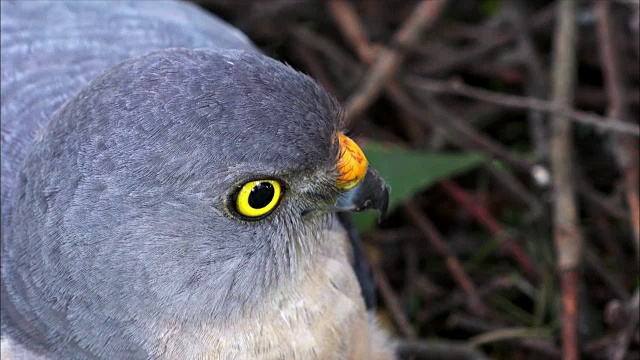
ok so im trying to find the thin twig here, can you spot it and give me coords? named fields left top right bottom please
left=387, top=86, right=544, bottom=213
left=577, top=175, right=628, bottom=220
left=327, top=0, right=375, bottom=63
left=419, top=277, right=515, bottom=324
left=448, top=313, right=562, bottom=359
left=440, top=180, right=539, bottom=283
left=292, top=27, right=364, bottom=82
left=468, top=327, right=551, bottom=347
left=484, top=164, right=544, bottom=219
left=504, top=0, right=549, bottom=159
left=404, top=200, right=488, bottom=317
left=417, top=3, right=556, bottom=75
left=344, top=0, right=448, bottom=123
left=583, top=244, right=629, bottom=302
left=370, top=261, right=416, bottom=338
left=405, top=77, right=640, bottom=136
left=595, top=0, right=640, bottom=259
left=550, top=2, right=582, bottom=359
left=327, top=2, right=428, bottom=144
left=327, top=3, right=545, bottom=221
left=422, top=96, right=534, bottom=173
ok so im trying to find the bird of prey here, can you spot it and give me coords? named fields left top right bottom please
left=1, top=1, right=394, bottom=359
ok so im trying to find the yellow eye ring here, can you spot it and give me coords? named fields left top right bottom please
left=235, top=180, right=282, bottom=218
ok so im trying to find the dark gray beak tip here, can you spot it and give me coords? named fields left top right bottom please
left=336, top=167, right=390, bottom=223
left=377, top=184, right=390, bottom=223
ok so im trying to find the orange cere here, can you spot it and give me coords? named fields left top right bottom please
left=336, top=133, right=368, bottom=190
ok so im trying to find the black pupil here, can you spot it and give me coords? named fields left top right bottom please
left=248, top=182, right=275, bottom=209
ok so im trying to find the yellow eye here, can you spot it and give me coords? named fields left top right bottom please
left=235, top=180, right=282, bottom=218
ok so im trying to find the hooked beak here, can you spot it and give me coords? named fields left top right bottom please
left=332, top=133, right=389, bottom=222
left=335, top=167, right=389, bottom=222
left=302, top=133, right=389, bottom=222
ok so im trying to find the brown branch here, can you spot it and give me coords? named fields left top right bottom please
left=327, top=0, right=375, bottom=63
left=422, top=96, right=534, bottom=173
left=449, top=313, right=562, bottom=359
left=405, top=77, right=640, bottom=136
left=468, top=327, right=551, bottom=347
left=595, top=0, right=640, bottom=259
left=440, top=180, right=539, bottom=283
left=370, top=261, right=416, bottom=338
left=503, top=0, right=549, bottom=158
left=577, top=175, right=628, bottom=221
left=418, top=277, right=515, bottom=324
left=291, top=27, right=364, bottom=80
left=550, top=2, right=582, bottom=360
left=327, top=2, right=546, bottom=221
left=583, top=244, right=629, bottom=302
left=386, top=86, right=544, bottom=213
left=327, top=2, right=428, bottom=144
left=485, top=165, right=544, bottom=219
left=343, top=0, right=448, bottom=123
left=404, top=200, right=488, bottom=317
left=403, top=237, right=419, bottom=308
left=416, top=2, right=556, bottom=76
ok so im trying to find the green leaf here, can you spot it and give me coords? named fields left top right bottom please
left=352, top=142, right=484, bottom=233
left=481, top=0, right=502, bottom=17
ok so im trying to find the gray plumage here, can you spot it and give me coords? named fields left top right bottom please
left=1, top=1, right=392, bottom=359
left=2, top=0, right=256, bottom=204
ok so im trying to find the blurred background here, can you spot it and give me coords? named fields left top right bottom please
left=190, top=0, right=639, bottom=359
